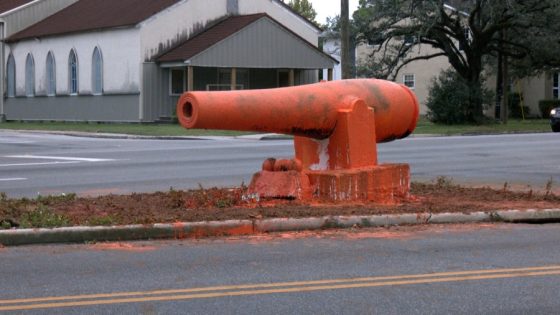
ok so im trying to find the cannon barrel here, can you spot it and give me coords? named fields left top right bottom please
left=177, top=79, right=419, bottom=142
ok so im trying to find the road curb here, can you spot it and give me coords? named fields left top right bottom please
left=1, top=209, right=559, bottom=246
left=0, top=129, right=289, bottom=141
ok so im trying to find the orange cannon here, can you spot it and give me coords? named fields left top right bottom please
left=177, top=79, right=419, bottom=202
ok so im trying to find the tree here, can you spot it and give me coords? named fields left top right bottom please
left=353, top=0, right=560, bottom=123
left=341, top=0, right=351, bottom=78
left=283, top=0, right=318, bottom=25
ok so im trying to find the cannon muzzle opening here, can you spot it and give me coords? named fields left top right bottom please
left=177, top=95, right=199, bottom=129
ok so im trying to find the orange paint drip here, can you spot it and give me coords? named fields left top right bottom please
left=173, top=222, right=187, bottom=240
left=187, top=224, right=254, bottom=238
left=177, top=79, right=419, bottom=204
left=89, top=242, right=157, bottom=252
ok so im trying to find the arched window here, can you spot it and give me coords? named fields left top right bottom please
left=6, top=54, right=15, bottom=97
left=25, top=54, right=35, bottom=97
left=46, top=52, right=56, bottom=96
left=68, top=49, right=78, bottom=95
left=92, top=47, right=103, bottom=95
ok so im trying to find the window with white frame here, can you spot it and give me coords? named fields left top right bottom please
left=403, top=74, right=415, bottom=89
left=25, top=54, right=35, bottom=97
left=207, top=68, right=242, bottom=91
left=7, top=54, right=15, bottom=97
left=170, top=68, right=186, bottom=95
left=46, top=52, right=56, bottom=96
left=68, top=49, right=78, bottom=95
left=92, top=47, right=103, bottom=95
left=554, top=72, right=559, bottom=99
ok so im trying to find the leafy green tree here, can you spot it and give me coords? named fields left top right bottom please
left=282, top=0, right=318, bottom=25
left=353, top=0, right=560, bottom=123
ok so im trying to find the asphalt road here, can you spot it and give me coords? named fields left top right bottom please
left=0, top=131, right=558, bottom=197
left=1, top=223, right=560, bottom=314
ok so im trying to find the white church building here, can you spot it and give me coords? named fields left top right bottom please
left=3, top=0, right=337, bottom=122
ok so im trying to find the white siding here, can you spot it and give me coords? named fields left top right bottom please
left=238, top=0, right=319, bottom=45
left=138, top=0, right=320, bottom=61
left=7, top=28, right=141, bottom=96
left=139, top=0, right=228, bottom=61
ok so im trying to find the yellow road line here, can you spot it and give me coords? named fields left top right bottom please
left=1, top=266, right=560, bottom=311
left=2, top=264, right=560, bottom=306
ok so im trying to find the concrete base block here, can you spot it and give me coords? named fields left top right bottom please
left=306, top=163, right=410, bottom=203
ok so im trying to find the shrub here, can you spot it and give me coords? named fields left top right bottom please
left=426, top=69, right=492, bottom=124
left=539, top=99, right=560, bottom=117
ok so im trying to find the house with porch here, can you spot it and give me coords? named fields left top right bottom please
left=322, top=2, right=559, bottom=117
left=3, top=0, right=337, bottom=122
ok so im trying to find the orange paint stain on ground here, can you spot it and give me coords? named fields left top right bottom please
left=341, top=231, right=415, bottom=240
left=215, top=223, right=507, bottom=245
left=88, top=242, right=157, bottom=252
left=187, top=223, right=254, bottom=239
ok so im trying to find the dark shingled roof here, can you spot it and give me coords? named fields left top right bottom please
left=7, top=0, right=181, bottom=42
left=0, top=0, right=33, bottom=14
left=157, top=14, right=267, bottom=63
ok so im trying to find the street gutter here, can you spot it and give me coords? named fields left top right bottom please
left=1, top=209, right=559, bottom=246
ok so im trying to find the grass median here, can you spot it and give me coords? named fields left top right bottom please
left=0, top=179, right=558, bottom=229
left=0, top=118, right=552, bottom=137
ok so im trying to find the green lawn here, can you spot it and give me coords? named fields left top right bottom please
left=0, top=121, right=254, bottom=137
left=413, top=118, right=552, bottom=135
left=0, top=118, right=552, bottom=137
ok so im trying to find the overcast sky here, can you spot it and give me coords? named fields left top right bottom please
left=309, top=0, right=360, bottom=25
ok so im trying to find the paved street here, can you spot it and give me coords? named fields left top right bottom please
left=0, top=131, right=559, bottom=197
left=1, top=223, right=560, bottom=314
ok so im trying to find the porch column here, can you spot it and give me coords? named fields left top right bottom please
left=328, top=68, right=333, bottom=81
left=289, top=69, right=295, bottom=86
left=231, top=68, right=237, bottom=90
left=187, top=66, right=194, bottom=91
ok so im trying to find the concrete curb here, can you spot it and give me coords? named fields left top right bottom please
left=1, top=209, right=559, bottom=246
left=0, top=129, right=288, bottom=141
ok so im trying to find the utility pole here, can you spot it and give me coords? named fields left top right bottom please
left=341, top=0, right=351, bottom=79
